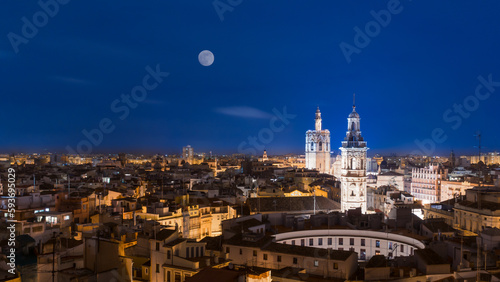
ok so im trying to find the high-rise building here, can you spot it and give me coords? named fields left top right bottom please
left=183, top=145, right=194, bottom=164
left=340, top=98, right=368, bottom=213
left=305, top=108, right=331, bottom=173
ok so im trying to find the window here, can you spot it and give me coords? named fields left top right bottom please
left=292, top=240, right=295, bottom=245
left=349, top=247, right=355, bottom=252
left=239, top=248, right=242, bottom=255
left=175, top=272, right=181, bottom=282
left=361, top=239, right=365, bottom=246
left=350, top=238, right=354, bottom=246
left=156, top=264, right=160, bottom=273
left=400, top=244, right=404, bottom=253
left=339, top=238, right=343, bottom=245
left=166, top=271, right=170, bottom=282
left=388, top=242, right=393, bottom=250
left=301, top=239, right=305, bottom=246
left=318, top=238, right=323, bottom=246
left=156, top=242, right=160, bottom=251
left=333, top=263, right=338, bottom=269
left=309, top=238, right=314, bottom=246
left=293, top=257, right=298, bottom=264
left=375, top=240, right=380, bottom=248
left=375, top=250, right=380, bottom=255
left=253, top=250, right=257, bottom=257
left=360, top=249, right=366, bottom=260
left=167, top=250, right=171, bottom=259
left=328, top=238, right=332, bottom=245
left=263, top=254, right=268, bottom=260
left=314, top=260, right=319, bottom=267
left=277, top=255, right=282, bottom=262
left=226, top=247, right=230, bottom=253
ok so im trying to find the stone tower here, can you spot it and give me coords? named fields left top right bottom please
left=305, top=107, right=331, bottom=174
left=340, top=96, right=368, bottom=213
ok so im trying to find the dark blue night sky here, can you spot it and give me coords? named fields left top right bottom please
left=1, top=0, right=499, bottom=156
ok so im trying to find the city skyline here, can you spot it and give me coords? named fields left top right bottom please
left=2, top=1, right=500, bottom=155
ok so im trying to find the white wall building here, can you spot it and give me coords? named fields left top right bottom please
left=275, top=229, right=425, bottom=262
left=411, top=164, right=448, bottom=204
left=340, top=100, right=368, bottom=213
left=305, top=107, right=331, bottom=174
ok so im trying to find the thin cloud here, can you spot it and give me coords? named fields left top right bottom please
left=51, top=76, right=93, bottom=85
left=215, top=106, right=273, bottom=119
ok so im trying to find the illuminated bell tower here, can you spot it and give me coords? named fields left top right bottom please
left=340, top=95, right=368, bottom=213
left=305, top=107, right=331, bottom=173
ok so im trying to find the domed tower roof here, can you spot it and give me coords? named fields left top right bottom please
left=348, top=108, right=359, bottom=118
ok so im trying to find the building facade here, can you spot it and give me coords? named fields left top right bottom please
left=340, top=101, right=368, bottom=213
left=305, top=108, right=331, bottom=174
left=411, top=164, right=448, bottom=205
left=275, top=229, right=425, bottom=262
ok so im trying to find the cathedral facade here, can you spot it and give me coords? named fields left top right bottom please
left=340, top=101, right=368, bottom=213
left=305, top=108, right=331, bottom=174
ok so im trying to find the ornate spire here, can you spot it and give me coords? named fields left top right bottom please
left=353, top=93, right=356, bottom=110
left=315, top=107, right=322, bottom=131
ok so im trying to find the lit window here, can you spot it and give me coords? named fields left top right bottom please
left=314, top=260, right=319, bottom=267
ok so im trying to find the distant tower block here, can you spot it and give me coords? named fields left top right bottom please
left=340, top=95, right=368, bottom=213
left=305, top=107, right=331, bottom=174
left=182, top=145, right=194, bottom=164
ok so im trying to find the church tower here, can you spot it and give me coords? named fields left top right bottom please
left=340, top=96, right=368, bottom=213
left=305, top=107, right=331, bottom=173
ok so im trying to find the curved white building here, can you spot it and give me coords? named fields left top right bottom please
left=274, top=229, right=425, bottom=262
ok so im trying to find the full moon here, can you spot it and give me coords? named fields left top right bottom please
left=198, top=50, right=214, bottom=66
